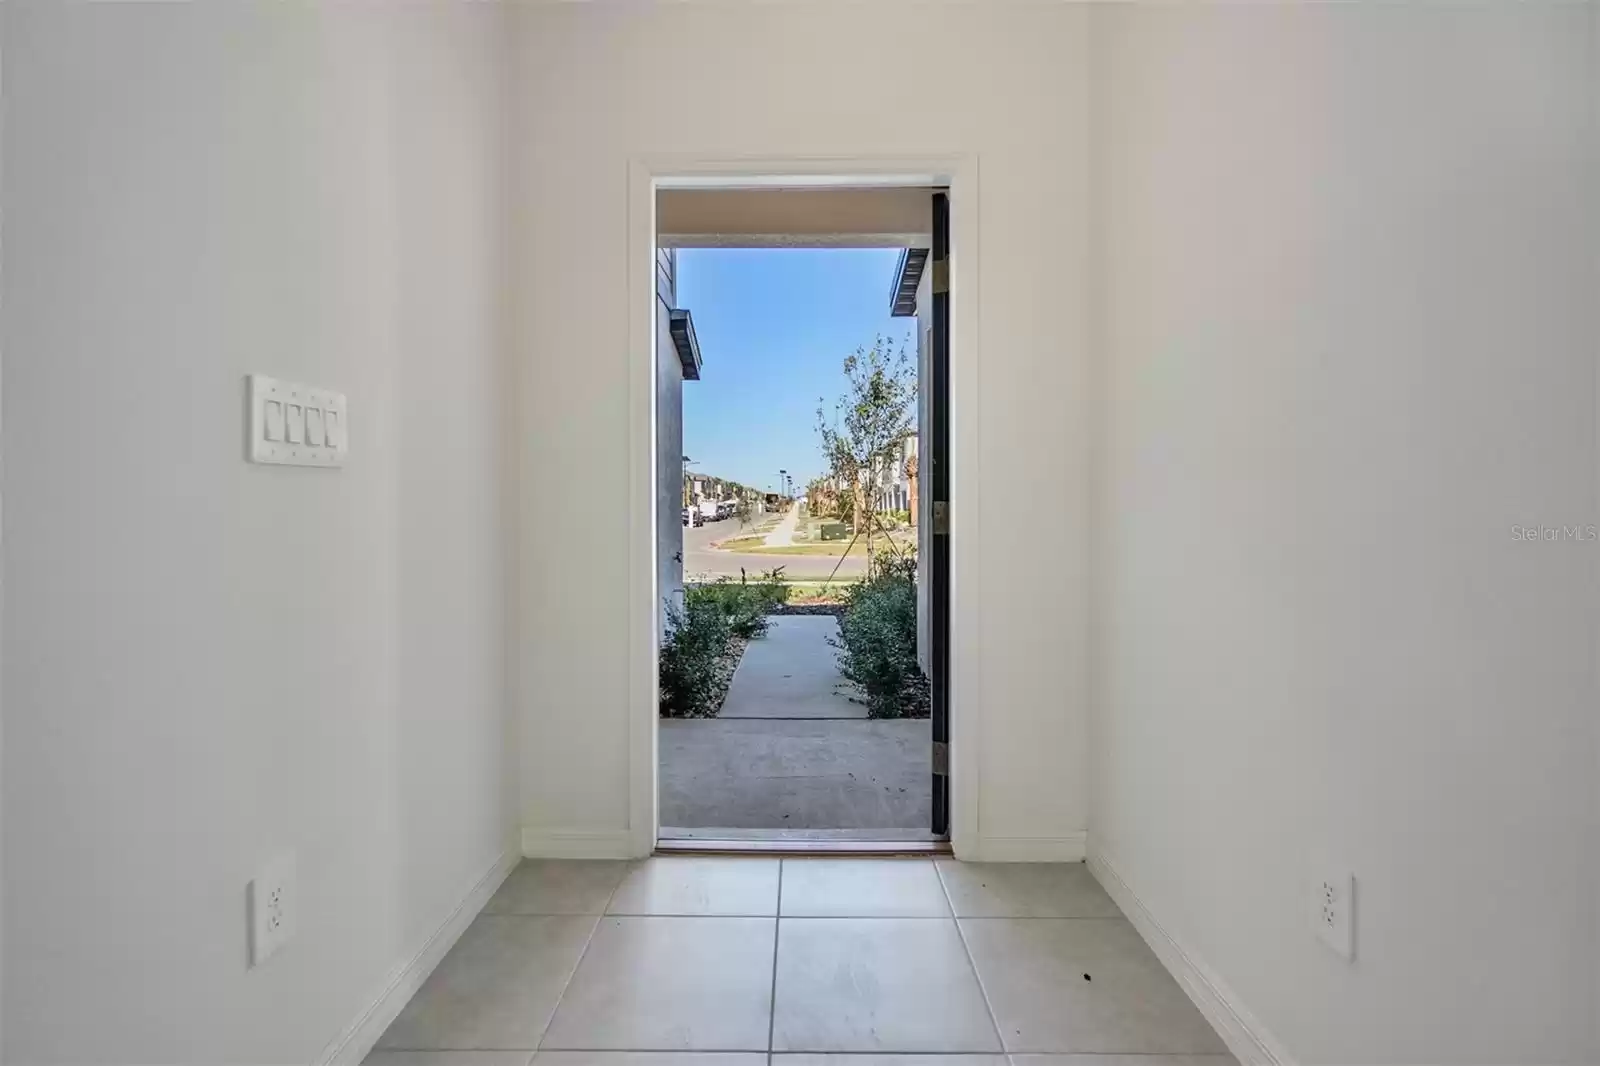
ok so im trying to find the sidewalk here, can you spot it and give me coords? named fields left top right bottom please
left=720, top=616, right=864, bottom=719
left=761, top=500, right=802, bottom=547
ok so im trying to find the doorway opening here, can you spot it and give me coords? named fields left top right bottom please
left=647, top=184, right=953, bottom=850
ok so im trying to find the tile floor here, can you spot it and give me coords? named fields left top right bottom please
left=366, top=856, right=1233, bottom=1066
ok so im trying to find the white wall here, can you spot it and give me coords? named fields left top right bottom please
left=511, top=2, right=1091, bottom=854
left=1, top=3, right=513, bottom=1063
left=1089, top=4, right=1597, bottom=1063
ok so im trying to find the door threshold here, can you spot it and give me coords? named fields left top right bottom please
left=657, top=826, right=949, bottom=856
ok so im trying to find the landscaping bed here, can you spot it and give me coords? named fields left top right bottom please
left=660, top=570, right=786, bottom=718
left=714, top=534, right=767, bottom=551
left=695, top=634, right=748, bottom=718
left=660, top=557, right=929, bottom=720
left=771, top=602, right=846, bottom=617
left=829, top=552, right=930, bottom=719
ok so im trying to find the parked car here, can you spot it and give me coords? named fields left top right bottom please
left=682, top=507, right=703, bottom=528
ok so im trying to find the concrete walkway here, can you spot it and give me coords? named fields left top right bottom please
left=761, top=500, right=802, bottom=547
left=720, top=616, right=864, bottom=719
left=659, top=610, right=930, bottom=831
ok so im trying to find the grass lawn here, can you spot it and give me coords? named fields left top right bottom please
left=783, top=580, right=852, bottom=605
left=740, top=542, right=870, bottom=556
left=723, top=536, right=916, bottom=558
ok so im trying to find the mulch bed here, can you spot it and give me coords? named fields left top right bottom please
left=659, top=634, right=749, bottom=720
left=703, top=635, right=749, bottom=717
left=770, top=603, right=846, bottom=617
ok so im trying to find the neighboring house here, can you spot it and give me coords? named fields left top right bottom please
left=657, top=247, right=701, bottom=634
left=686, top=472, right=761, bottom=510
left=871, top=431, right=918, bottom=516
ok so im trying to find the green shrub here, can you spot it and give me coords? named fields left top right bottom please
left=685, top=567, right=788, bottom=639
left=831, top=551, right=929, bottom=718
left=664, top=570, right=791, bottom=717
left=752, top=566, right=789, bottom=611
left=659, top=598, right=733, bottom=717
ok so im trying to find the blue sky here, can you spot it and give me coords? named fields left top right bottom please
left=678, top=248, right=912, bottom=494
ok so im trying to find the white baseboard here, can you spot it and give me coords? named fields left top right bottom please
left=521, top=827, right=637, bottom=859
left=317, top=847, right=518, bottom=1066
left=960, top=831, right=1087, bottom=862
left=1088, top=843, right=1293, bottom=1066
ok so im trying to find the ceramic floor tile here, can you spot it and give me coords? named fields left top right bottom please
left=540, top=916, right=775, bottom=1050
left=771, top=1049, right=998, bottom=1056
left=484, top=861, right=630, bottom=916
left=376, top=916, right=597, bottom=1052
left=771, top=917, right=1001, bottom=1052
left=960, top=918, right=1227, bottom=1054
left=935, top=861, right=1122, bottom=918
left=780, top=859, right=951, bottom=917
left=364, top=1054, right=534, bottom=1066
left=607, top=857, right=780, bottom=916
left=1011, top=1049, right=1235, bottom=1056
left=534, top=1049, right=764, bottom=1056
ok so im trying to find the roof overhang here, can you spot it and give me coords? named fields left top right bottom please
left=890, top=247, right=930, bottom=317
left=669, top=308, right=702, bottom=380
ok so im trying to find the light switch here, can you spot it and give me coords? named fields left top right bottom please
left=264, top=401, right=285, bottom=442
left=249, top=375, right=346, bottom=468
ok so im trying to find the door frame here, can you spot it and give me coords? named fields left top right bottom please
left=928, top=189, right=952, bottom=837
left=624, top=154, right=982, bottom=858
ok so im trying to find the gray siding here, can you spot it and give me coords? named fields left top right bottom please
left=656, top=251, right=685, bottom=634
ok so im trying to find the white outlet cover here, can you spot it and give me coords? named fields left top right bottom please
left=248, top=852, right=296, bottom=968
left=1311, top=864, right=1355, bottom=961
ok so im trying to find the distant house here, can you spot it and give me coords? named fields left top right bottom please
left=872, top=431, right=919, bottom=519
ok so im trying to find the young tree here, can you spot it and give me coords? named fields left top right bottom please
left=816, top=334, right=917, bottom=559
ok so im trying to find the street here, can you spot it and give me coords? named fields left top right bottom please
left=682, top=509, right=870, bottom=582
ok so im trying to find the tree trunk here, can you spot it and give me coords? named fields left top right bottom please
left=854, top=473, right=870, bottom=560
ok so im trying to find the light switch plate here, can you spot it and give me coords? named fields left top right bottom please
left=248, top=375, right=347, bottom=467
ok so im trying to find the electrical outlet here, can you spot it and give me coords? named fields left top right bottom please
left=1311, top=865, right=1355, bottom=961
left=248, top=853, right=296, bottom=968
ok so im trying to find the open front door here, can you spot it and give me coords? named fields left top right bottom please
left=929, top=190, right=951, bottom=838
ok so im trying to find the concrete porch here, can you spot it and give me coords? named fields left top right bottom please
left=660, top=615, right=932, bottom=833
